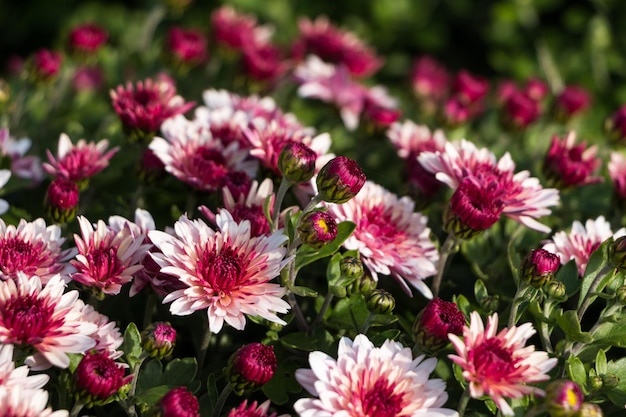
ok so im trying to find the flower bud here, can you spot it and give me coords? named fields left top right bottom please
left=555, top=85, right=591, bottom=121
left=365, top=288, right=395, bottom=314
left=164, top=27, right=208, bottom=72
left=573, top=403, right=603, bottom=417
left=601, top=373, right=619, bottom=389
left=142, top=322, right=177, bottom=359
left=606, top=104, right=626, bottom=143
left=521, top=249, right=560, bottom=288
left=316, top=156, right=366, bottom=204
left=155, top=386, right=200, bottom=417
left=340, top=256, right=364, bottom=280
left=68, top=23, right=108, bottom=56
left=545, top=379, right=583, bottom=417
left=44, top=177, right=79, bottom=224
left=297, top=211, right=338, bottom=249
left=347, top=272, right=377, bottom=296
left=74, top=351, right=131, bottom=407
left=545, top=281, right=567, bottom=301
left=278, top=142, right=317, bottom=183
left=226, top=343, right=276, bottom=395
left=616, top=285, right=626, bottom=305
left=412, top=298, right=465, bottom=353
left=479, top=295, right=499, bottom=313
left=589, top=375, right=603, bottom=391
left=28, top=49, right=63, bottom=84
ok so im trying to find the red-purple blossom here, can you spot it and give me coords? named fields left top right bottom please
left=165, top=27, right=208, bottom=68
left=228, top=342, right=277, bottom=394
left=157, top=387, right=200, bottom=417
left=316, top=156, right=366, bottom=204
left=68, top=23, right=108, bottom=54
left=210, top=5, right=272, bottom=51
left=241, top=41, right=288, bottom=83
left=606, top=104, right=626, bottom=142
left=502, top=90, right=542, bottom=129
left=74, top=351, right=131, bottom=402
left=44, top=177, right=79, bottom=224
left=542, top=131, right=602, bottom=189
left=29, top=49, right=63, bottom=82
left=555, top=85, right=591, bottom=119
left=413, top=297, right=465, bottom=352
left=410, top=55, right=451, bottom=102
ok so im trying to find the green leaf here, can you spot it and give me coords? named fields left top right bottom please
left=295, top=221, right=356, bottom=271
left=578, top=238, right=615, bottom=310
left=263, top=194, right=273, bottom=230
left=280, top=332, right=320, bottom=352
left=595, top=349, right=607, bottom=375
left=452, top=294, right=472, bottom=318
left=134, top=386, right=172, bottom=406
left=557, top=310, right=593, bottom=343
left=262, top=359, right=302, bottom=405
left=326, top=294, right=369, bottom=331
left=136, top=359, right=164, bottom=393
left=123, top=322, right=143, bottom=369
left=162, top=358, right=198, bottom=386
left=591, top=320, right=626, bottom=348
left=606, top=357, right=626, bottom=407
left=67, top=353, right=84, bottom=373
left=368, top=329, right=401, bottom=346
left=206, top=374, right=218, bottom=410
left=326, top=252, right=343, bottom=285
left=290, top=285, right=318, bottom=298
left=567, top=355, right=588, bottom=392
left=555, top=259, right=580, bottom=298
left=474, top=279, right=489, bottom=303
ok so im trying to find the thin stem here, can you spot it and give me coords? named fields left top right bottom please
left=539, top=299, right=554, bottom=353
left=577, top=265, right=614, bottom=321
left=123, top=353, right=148, bottom=417
left=359, top=312, right=375, bottom=334
left=431, top=233, right=459, bottom=298
left=69, top=402, right=85, bottom=417
left=309, top=293, right=333, bottom=335
left=271, top=177, right=291, bottom=232
left=211, top=383, right=234, bottom=417
left=197, top=323, right=212, bottom=371
left=457, top=387, right=471, bottom=417
left=142, top=292, right=157, bottom=330
left=508, top=284, right=529, bottom=328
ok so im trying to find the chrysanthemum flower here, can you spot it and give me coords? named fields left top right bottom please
left=0, top=128, right=44, bottom=183
left=0, top=218, right=75, bottom=284
left=0, top=385, right=69, bottom=417
left=43, top=133, right=119, bottom=186
left=0, top=344, right=49, bottom=389
left=418, top=138, right=560, bottom=234
left=229, top=400, right=288, bottom=417
left=294, top=334, right=457, bottom=417
left=79, top=300, right=124, bottom=359
left=68, top=23, right=108, bottom=55
left=327, top=181, right=439, bottom=297
left=448, top=312, right=558, bottom=416
left=148, top=210, right=290, bottom=333
left=542, top=216, right=626, bottom=277
left=71, top=216, right=151, bottom=296
left=0, top=273, right=97, bottom=370
left=211, top=5, right=273, bottom=52
left=164, top=27, right=208, bottom=69
left=542, top=131, right=602, bottom=189
left=110, top=76, right=195, bottom=141
left=74, top=351, right=131, bottom=405
left=28, top=49, right=62, bottom=83
left=410, top=55, right=451, bottom=104
left=555, top=85, right=591, bottom=120
left=150, top=115, right=257, bottom=192
left=156, top=386, right=200, bottom=417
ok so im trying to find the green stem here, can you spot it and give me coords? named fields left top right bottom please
left=197, top=323, right=212, bottom=371
left=457, top=387, right=471, bottom=417
left=69, top=402, right=85, bottom=417
left=508, top=284, right=529, bottom=328
left=142, top=292, right=157, bottom=330
left=431, top=233, right=459, bottom=298
left=539, top=299, right=554, bottom=353
left=309, top=293, right=333, bottom=335
left=359, top=312, right=375, bottom=334
left=577, top=265, right=615, bottom=321
left=271, top=177, right=291, bottom=232
left=211, top=383, right=234, bottom=417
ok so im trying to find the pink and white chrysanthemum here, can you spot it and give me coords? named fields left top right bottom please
left=327, top=181, right=439, bottom=298
left=148, top=210, right=290, bottom=334
left=71, top=216, right=151, bottom=295
left=0, top=273, right=97, bottom=370
left=150, top=115, right=257, bottom=192
left=0, top=128, right=44, bottom=183
left=43, top=133, right=119, bottom=184
left=294, top=334, right=457, bottom=417
left=211, top=5, right=274, bottom=51
left=0, top=385, right=68, bottom=417
left=418, top=138, right=560, bottom=233
left=0, top=218, right=75, bottom=284
left=78, top=300, right=124, bottom=360
left=608, top=151, right=626, bottom=201
left=0, top=344, right=49, bottom=389
left=386, top=120, right=448, bottom=159
left=229, top=399, right=289, bottom=417
left=448, top=312, right=557, bottom=416
left=542, top=216, right=626, bottom=277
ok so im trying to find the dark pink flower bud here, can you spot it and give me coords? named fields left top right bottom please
left=242, top=42, right=286, bottom=83
left=524, top=77, right=549, bottom=101
left=542, top=132, right=602, bottom=189
left=165, top=27, right=208, bottom=69
left=443, top=96, right=472, bottom=126
left=410, top=55, right=450, bottom=102
left=316, top=156, right=366, bottom=204
left=68, top=23, right=108, bottom=55
left=74, top=351, right=131, bottom=406
left=29, top=49, right=63, bottom=83
left=521, top=249, right=560, bottom=288
left=297, top=210, right=338, bottom=249
left=453, top=70, right=489, bottom=105
left=413, top=297, right=465, bottom=353
left=44, top=177, right=79, bottom=224
left=142, top=322, right=177, bottom=359
left=277, top=142, right=317, bottom=183
left=137, top=148, right=166, bottom=185
left=606, top=104, right=626, bottom=142
left=156, top=386, right=200, bottom=417
left=555, top=85, right=591, bottom=120
left=227, top=343, right=277, bottom=395
left=503, top=91, right=541, bottom=129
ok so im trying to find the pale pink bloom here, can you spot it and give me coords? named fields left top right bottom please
left=150, top=115, right=257, bottom=192
left=43, top=133, right=118, bottom=183
left=418, top=138, right=560, bottom=233
left=449, top=312, right=557, bottom=416
left=78, top=300, right=124, bottom=360
left=148, top=210, right=290, bottom=333
left=71, top=216, right=151, bottom=295
left=411, top=55, right=451, bottom=102
left=295, top=334, right=457, bottom=417
left=0, top=218, right=75, bottom=284
left=386, top=120, right=447, bottom=159
left=194, top=104, right=252, bottom=149
left=0, top=385, right=68, bottom=417
left=0, top=170, right=10, bottom=215
left=0, top=273, right=97, bottom=370
left=327, top=181, right=439, bottom=297
left=0, top=128, right=44, bottom=183
left=542, top=216, right=626, bottom=276
left=211, top=5, right=274, bottom=51
left=0, top=344, right=49, bottom=389
left=201, top=88, right=282, bottom=121
left=292, top=16, right=383, bottom=77
left=229, top=399, right=289, bottom=417
left=608, top=151, right=626, bottom=201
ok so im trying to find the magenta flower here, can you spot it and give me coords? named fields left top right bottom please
left=502, top=90, right=541, bottom=129
left=362, top=85, right=401, bottom=129
left=142, top=322, right=177, bottom=359
left=165, top=27, right=208, bottom=68
left=316, top=156, right=366, bottom=204
left=0, top=273, right=97, bottom=370
left=448, top=312, right=557, bottom=416
left=327, top=181, right=439, bottom=297
left=148, top=210, right=290, bottom=333
left=555, top=85, right=591, bottom=119
left=297, top=211, right=338, bottom=249
left=453, top=70, right=490, bottom=105
left=211, top=5, right=273, bottom=51
left=72, top=66, right=104, bottom=92
left=110, top=77, right=195, bottom=141
left=68, top=23, right=108, bottom=54
left=295, top=334, right=457, bottom=417
left=419, top=138, right=560, bottom=233
left=542, top=131, right=602, bottom=189
left=524, top=77, right=549, bottom=101
left=29, top=49, right=62, bottom=82
left=228, top=342, right=277, bottom=393
left=229, top=400, right=287, bottom=417
left=157, top=386, right=200, bottom=417
left=606, top=104, right=626, bottom=142
left=520, top=248, right=561, bottom=288
left=74, top=351, right=131, bottom=402
left=241, top=41, right=288, bottom=83
left=410, top=55, right=451, bottom=103
left=43, top=133, right=119, bottom=186
left=542, top=216, right=626, bottom=277
left=413, top=297, right=465, bottom=352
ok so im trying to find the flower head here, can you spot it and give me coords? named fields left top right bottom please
left=413, top=297, right=465, bottom=353
left=316, top=156, right=366, bottom=204
left=142, top=322, right=177, bottom=359
left=74, top=351, right=131, bottom=406
left=520, top=248, right=561, bottom=288
left=502, top=90, right=541, bottom=129
left=0, top=385, right=69, bottom=417
left=449, top=312, right=557, bottom=416
left=156, top=386, right=200, bottom=417
left=44, top=177, right=80, bottom=224
left=294, top=334, right=457, bottom=417
left=545, top=380, right=583, bottom=417
left=327, top=181, right=439, bottom=297
left=542, top=216, right=626, bottom=276
left=542, top=131, right=602, bottom=189
left=410, top=55, right=451, bottom=103
left=79, top=301, right=124, bottom=359
left=297, top=211, right=338, bottom=249
left=555, top=85, right=591, bottom=120
left=278, top=142, right=317, bottom=183
left=228, top=400, right=287, bottom=417
left=606, top=104, right=626, bottom=142
left=0, top=128, right=44, bottom=183
left=68, top=23, right=108, bottom=55
left=28, top=49, right=62, bottom=83
left=241, top=41, right=288, bottom=84
left=148, top=210, right=290, bottom=333
left=227, top=342, right=277, bottom=394
left=0, top=273, right=97, bottom=370
left=210, top=6, right=273, bottom=52
left=164, top=27, right=208, bottom=69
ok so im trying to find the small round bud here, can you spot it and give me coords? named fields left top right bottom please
left=74, top=351, right=131, bottom=407
left=545, top=379, right=583, bottom=417
left=316, top=156, right=366, bottom=204
left=347, top=272, right=377, bottom=296
left=155, top=386, right=200, bottom=417
left=616, top=285, right=626, bottom=305
left=226, top=343, right=276, bottom=395
left=589, top=376, right=603, bottom=391
left=142, top=322, right=177, bottom=359
left=573, top=402, right=603, bottom=417
left=297, top=211, right=338, bottom=249
left=27, top=49, right=63, bottom=84
left=412, top=298, right=465, bottom=353
left=340, top=256, right=364, bottom=280
left=545, top=281, right=567, bottom=301
left=479, top=294, right=499, bottom=313
left=521, top=248, right=560, bottom=288
left=601, top=373, right=619, bottom=389
left=44, top=177, right=79, bottom=224
left=365, top=289, right=395, bottom=314
left=277, top=142, right=317, bottom=183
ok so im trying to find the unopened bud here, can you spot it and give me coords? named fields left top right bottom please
left=545, top=281, right=567, bottom=301
left=589, top=376, right=603, bottom=391
left=297, top=211, right=337, bottom=249
left=277, top=142, right=317, bottom=183
left=616, top=285, right=626, bottom=305
left=521, top=248, right=560, bottom=288
left=316, top=156, right=366, bottom=204
left=601, top=373, right=619, bottom=389
left=347, top=272, right=377, bottom=296
left=225, top=343, right=276, bottom=395
left=44, top=177, right=79, bottom=224
left=412, top=298, right=465, bottom=353
left=479, top=294, right=499, bottom=313
left=545, top=379, right=583, bottom=417
left=154, top=386, right=200, bottom=417
left=573, top=403, right=603, bottom=417
left=365, top=289, right=395, bottom=314
left=141, top=322, right=177, bottom=359
left=340, top=257, right=364, bottom=280
left=611, top=235, right=626, bottom=271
